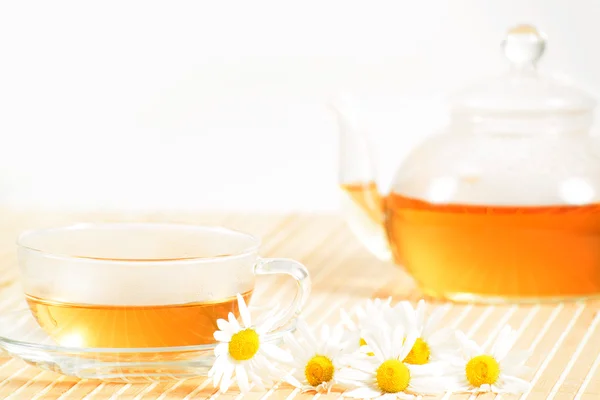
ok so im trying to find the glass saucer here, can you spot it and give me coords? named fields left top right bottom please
left=0, top=309, right=294, bottom=382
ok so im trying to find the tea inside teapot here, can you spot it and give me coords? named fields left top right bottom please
left=336, top=25, right=600, bottom=303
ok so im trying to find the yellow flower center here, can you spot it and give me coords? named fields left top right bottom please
left=403, top=337, right=431, bottom=365
left=465, top=355, right=500, bottom=387
left=228, top=328, right=260, bottom=361
left=305, top=355, right=334, bottom=387
left=376, top=359, right=410, bottom=393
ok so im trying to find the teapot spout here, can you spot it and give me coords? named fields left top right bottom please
left=331, top=97, right=391, bottom=261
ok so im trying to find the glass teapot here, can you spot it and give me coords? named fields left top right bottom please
left=334, top=25, right=600, bottom=303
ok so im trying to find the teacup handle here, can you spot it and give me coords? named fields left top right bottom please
left=254, top=258, right=311, bottom=331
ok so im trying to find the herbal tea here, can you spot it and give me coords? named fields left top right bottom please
left=342, top=183, right=600, bottom=299
left=26, top=291, right=253, bottom=348
left=18, top=223, right=310, bottom=350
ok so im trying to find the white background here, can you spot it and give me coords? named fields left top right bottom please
left=1, top=1, right=599, bottom=212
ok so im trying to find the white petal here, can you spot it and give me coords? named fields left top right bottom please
left=261, top=343, right=293, bottom=363
left=208, top=360, right=216, bottom=378
left=254, top=305, right=281, bottom=326
left=208, top=356, right=225, bottom=382
left=415, top=300, right=426, bottom=331
left=321, top=324, right=331, bottom=342
left=325, top=326, right=347, bottom=358
left=283, top=333, right=305, bottom=354
left=315, top=381, right=332, bottom=393
left=343, top=334, right=362, bottom=356
left=409, top=376, right=450, bottom=394
left=317, top=325, right=332, bottom=354
left=398, top=331, right=418, bottom=361
left=253, top=353, right=283, bottom=381
left=419, top=360, right=447, bottom=374
left=256, top=315, right=277, bottom=335
left=362, top=331, right=385, bottom=361
left=248, top=369, right=266, bottom=391
left=422, top=303, right=450, bottom=339
left=291, top=368, right=304, bottom=381
left=501, top=351, right=531, bottom=369
left=331, top=323, right=345, bottom=342
left=504, top=364, right=532, bottom=378
left=427, top=327, right=454, bottom=347
left=219, top=361, right=235, bottom=393
left=237, top=293, right=252, bottom=328
left=348, top=358, right=378, bottom=374
left=380, top=325, right=393, bottom=356
left=355, top=305, right=366, bottom=321
left=235, top=364, right=250, bottom=393
left=211, top=368, right=222, bottom=388
left=323, top=342, right=341, bottom=360
left=492, top=326, right=517, bottom=360
left=344, top=386, right=382, bottom=399
left=216, top=319, right=232, bottom=335
left=284, top=336, right=309, bottom=361
left=284, top=374, right=303, bottom=388
left=445, top=357, right=466, bottom=370
left=391, top=325, right=404, bottom=358
left=215, top=343, right=228, bottom=357
left=213, top=330, right=230, bottom=342
left=407, top=363, right=444, bottom=378
left=228, top=312, right=241, bottom=331
left=340, top=308, right=357, bottom=330
left=455, top=330, right=482, bottom=359
left=494, top=325, right=514, bottom=343
left=297, top=319, right=318, bottom=347
left=441, top=377, right=469, bottom=391
left=399, top=301, right=416, bottom=328
left=499, top=375, right=531, bottom=393
left=345, top=353, right=376, bottom=367
left=480, top=383, right=493, bottom=392
left=337, top=367, right=373, bottom=383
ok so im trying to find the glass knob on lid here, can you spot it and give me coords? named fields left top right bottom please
left=450, top=24, right=596, bottom=131
left=501, top=24, right=546, bottom=69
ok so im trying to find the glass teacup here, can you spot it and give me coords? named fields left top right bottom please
left=17, top=223, right=310, bottom=348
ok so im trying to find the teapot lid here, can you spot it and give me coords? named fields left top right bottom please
left=449, top=25, right=596, bottom=115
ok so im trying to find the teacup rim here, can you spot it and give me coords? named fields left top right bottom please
left=17, top=222, right=262, bottom=264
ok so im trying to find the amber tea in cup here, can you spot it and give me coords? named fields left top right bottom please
left=17, top=224, right=310, bottom=348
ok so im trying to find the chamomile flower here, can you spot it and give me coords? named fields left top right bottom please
left=447, top=326, right=531, bottom=394
left=341, top=298, right=393, bottom=352
left=209, top=293, right=292, bottom=393
left=393, top=299, right=455, bottom=365
left=284, top=320, right=359, bottom=393
left=340, top=323, right=448, bottom=399
left=341, top=298, right=393, bottom=332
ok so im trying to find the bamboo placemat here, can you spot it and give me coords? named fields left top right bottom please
left=0, top=210, right=597, bottom=399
